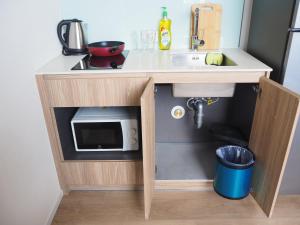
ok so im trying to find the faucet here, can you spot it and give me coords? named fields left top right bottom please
left=192, top=8, right=205, bottom=50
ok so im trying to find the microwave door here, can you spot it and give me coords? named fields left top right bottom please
left=73, top=122, right=123, bottom=151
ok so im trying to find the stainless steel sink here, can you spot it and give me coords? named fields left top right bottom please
left=171, top=52, right=237, bottom=67
left=171, top=52, right=237, bottom=97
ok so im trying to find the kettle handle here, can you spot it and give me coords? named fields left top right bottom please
left=57, top=20, right=71, bottom=50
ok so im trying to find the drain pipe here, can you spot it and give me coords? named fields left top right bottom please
left=187, top=97, right=219, bottom=129
left=187, top=98, right=204, bottom=129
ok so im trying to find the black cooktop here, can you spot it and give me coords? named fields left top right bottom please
left=71, top=50, right=129, bottom=70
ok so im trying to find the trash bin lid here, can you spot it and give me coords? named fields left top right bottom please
left=216, top=145, right=255, bottom=169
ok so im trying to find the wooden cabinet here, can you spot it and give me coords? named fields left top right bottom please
left=61, top=161, right=143, bottom=188
left=249, top=77, right=300, bottom=217
left=36, top=75, right=148, bottom=194
left=37, top=73, right=300, bottom=220
left=140, top=79, right=156, bottom=219
left=142, top=76, right=300, bottom=219
left=44, top=76, right=148, bottom=107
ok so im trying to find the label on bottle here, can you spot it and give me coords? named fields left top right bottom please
left=160, top=27, right=170, bottom=47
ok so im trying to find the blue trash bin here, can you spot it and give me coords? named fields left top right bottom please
left=213, top=145, right=255, bottom=199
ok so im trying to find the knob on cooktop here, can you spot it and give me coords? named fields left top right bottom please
left=110, top=62, right=118, bottom=69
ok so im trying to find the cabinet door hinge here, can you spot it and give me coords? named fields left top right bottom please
left=252, top=85, right=262, bottom=98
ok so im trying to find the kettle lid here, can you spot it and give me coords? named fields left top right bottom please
left=70, top=18, right=82, bottom=22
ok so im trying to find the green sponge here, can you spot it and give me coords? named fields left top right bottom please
left=206, top=53, right=224, bottom=66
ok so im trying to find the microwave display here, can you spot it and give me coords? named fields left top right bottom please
left=74, top=122, right=123, bottom=149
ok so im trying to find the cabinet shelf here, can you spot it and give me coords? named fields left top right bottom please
left=151, top=190, right=265, bottom=219
left=62, top=149, right=142, bottom=161
left=156, top=142, right=222, bottom=180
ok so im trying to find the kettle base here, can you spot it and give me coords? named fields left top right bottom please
left=62, top=47, right=88, bottom=56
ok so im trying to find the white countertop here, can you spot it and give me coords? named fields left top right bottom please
left=36, top=48, right=272, bottom=75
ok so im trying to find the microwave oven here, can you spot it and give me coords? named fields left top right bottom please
left=71, top=107, right=139, bottom=151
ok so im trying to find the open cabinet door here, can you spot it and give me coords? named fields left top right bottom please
left=249, top=76, right=300, bottom=217
left=140, top=78, right=155, bottom=219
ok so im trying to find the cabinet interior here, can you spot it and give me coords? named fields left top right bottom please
left=155, top=84, right=257, bottom=180
left=54, top=107, right=143, bottom=161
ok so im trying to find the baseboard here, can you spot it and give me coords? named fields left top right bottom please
left=155, top=180, right=214, bottom=191
left=46, top=190, right=63, bottom=225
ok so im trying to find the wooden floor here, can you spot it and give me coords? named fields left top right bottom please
left=52, top=191, right=300, bottom=225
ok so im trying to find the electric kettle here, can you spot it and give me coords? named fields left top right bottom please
left=57, top=19, right=87, bottom=55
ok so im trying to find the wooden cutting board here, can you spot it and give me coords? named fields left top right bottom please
left=190, top=3, right=222, bottom=50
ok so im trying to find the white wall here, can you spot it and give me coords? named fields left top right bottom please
left=0, top=1, right=62, bottom=225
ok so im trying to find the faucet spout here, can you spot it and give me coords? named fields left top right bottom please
left=194, top=8, right=200, bottom=36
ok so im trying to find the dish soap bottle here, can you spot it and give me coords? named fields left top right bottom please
left=159, top=7, right=172, bottom=50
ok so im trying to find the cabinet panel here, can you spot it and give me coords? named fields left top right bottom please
left=249, top=77, right=300, bottom=217
left=61, top=161, right=143, bottom=186
left=141, top=79, right=155, bottom=219
left=45, top=77, right=148, bottom=107
left=36, top=76, right=69, bottom=193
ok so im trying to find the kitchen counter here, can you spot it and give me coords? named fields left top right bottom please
left=37, top=48, right=272, bottom=75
